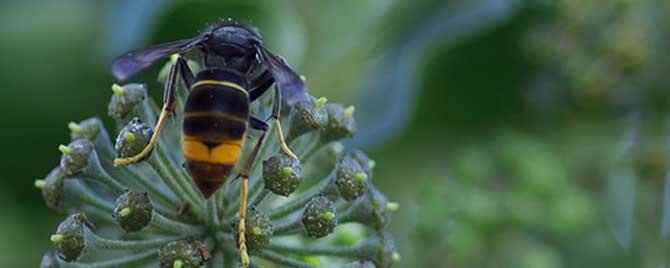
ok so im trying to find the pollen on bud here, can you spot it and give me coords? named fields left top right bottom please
left=53, top=213, right=89, bottom=262
left=113, top=190, right=153, bottom=232
left=68, top=122, right=81, bottom=134
left=335, top=155, right=369, bottom=201
left=50, top=234, right=65, bottom=243
left=108, top=83, right=147, bottom=127
left=386, top=202, right=399, bottom=212
left=35, top=179, right=46, bottom=189
left=68, top=118, right=103, bottom=141
left=159, top=240, right=210, bottom=268
left=231, top=208, right=273, bottom=252
left=344, top=105, right=355, bottom=118
left=115, top=118, right=153, bottom=159
left=263, top=153, right=303, bottom=196
left=59, top=139, right=94, bottom=177
left=40, top=168, right=65, bottom=210
left=111, top=84, right=125, bottom=96
left=322, top=103, right=357, bottom=143
left=315, top=97, right=328, bottom=110
left=287, top=96, right=328, bottom=142
left=302, top=196, right=337, bottom=238
left=58, top=145, right=71, bottom=155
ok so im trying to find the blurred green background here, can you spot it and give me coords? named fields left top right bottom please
left=3, top=0, right=670, bottom=267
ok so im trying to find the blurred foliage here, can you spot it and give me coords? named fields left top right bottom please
left=4, top=0, right=670, bottom=267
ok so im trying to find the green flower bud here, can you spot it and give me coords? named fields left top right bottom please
left=59, top=139, right=94, bottom=177
left=232, top=208, right=273, bottom=252
left=286, top=96, right=328, bottom=142
left=114, top=118, right=153, bottom=159
left=40, top=252, right=59, bottom=268
left=263, top=153, right=303, bottom=196
left=302, top=196, right=337, bottom=238
left=335, top=156, right=369, bottom=201
left=159, top=239, right=210, bottom=268
left=52, top=213, right=90, bottom=262
left=322, top=103, right=356, bottom=143
left=39, top=168, right=65, bottom=210
left=350, top=150, right=375, bottom=177
left=107, top=83, right=147, bottom=127
left=68, top=118, right=101, bottom=141
left=359, top=232, right=396, bottom=268
left=341, top=186, right=392, bottom=230
left=113, top=190, right=153, bottom=232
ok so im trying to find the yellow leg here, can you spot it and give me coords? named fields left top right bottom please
left=274, top=120, right=298, bottom=160
left=114, top=107, right=170, bottom=166
left=238, top=178, right=250, bottom=268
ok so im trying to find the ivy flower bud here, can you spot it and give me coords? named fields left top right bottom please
left=159, top=239, right=210, bottom=268
left=322, top=103, right=357, bottom=143
left=340, top=186, right=393, bottom=230
left=113, top=190, right=153, bottom=232
left=52, top=213, right=90, bottom=262
left=59, top=139, right=94, bottom=177
left=107, top=83, right=147, bottom=127
left=335, top=155, right=369, bottom=201
left=69, top=118, right=101, bottom=141
left=40, top=252, right=59, bottom=268
left=302, top=196, right=337, bottom=238
left=286, top=96, right=328, bottom=142
left=114, top=118, right=153, bottom=159
left=350, top=150, right=375, bottom=177
left=37, top=168, right=65, bottom=210
left=232, top=208, right=273, bottom=252
left=358, top=232, right=396, bottom=268
left=263, top=153, right=303, bottom=196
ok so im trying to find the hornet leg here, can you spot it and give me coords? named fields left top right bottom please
left=114, top=55, right=194, bottom=166
left=271, top=86, right=298, bottom=159
left=236, top=116, right=269, bottom=267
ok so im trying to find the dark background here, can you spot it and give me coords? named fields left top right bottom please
left=2, top=0, right=670, bottom=267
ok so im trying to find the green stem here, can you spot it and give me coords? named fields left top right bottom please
left=152, top=211, right=205, bottom=236
left=156, top=143, right=203, bottom=207
left=255, top=250, right=317, bottom=268
left=70, top=181, right=114, bottom=212
left=120, top=166, right=177, bottom=207
left=62, top=250, right=157, bottom=268
left=267, top=242, right=361, bottom=258
left=269, top=173, right=334, bottom=220
left=249, top=189, right=271, bottom=208
left=207, top=198, right=220, bottom=227
left=148, top=156, right=204, bottom=221
left=90, top=168, right=126, bottom=196
left=92, top=232, right=184, bottom=250
left=273, top=215, right=303, bottom=235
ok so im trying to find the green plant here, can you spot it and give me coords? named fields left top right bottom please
left=36, top=61, right=398, bottom=267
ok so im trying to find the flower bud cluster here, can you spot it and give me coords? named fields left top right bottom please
left=38, top=73, right=398, bottom=267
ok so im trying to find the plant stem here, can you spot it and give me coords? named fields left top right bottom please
left=269, top=173, right=334, bottom=220
left=152, top=211, right=205, bottom=236
left=273, top=215, right=303, bottom=235
left=267, top=242, right=361, bottom=258
left=92, top=232, right=185, bottom=250
left=62, top=250, right=158, bottom=268
left=255, top=250, right=317, bottom=268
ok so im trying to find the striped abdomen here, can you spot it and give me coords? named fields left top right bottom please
left=183, top=70, right=249, bottom=198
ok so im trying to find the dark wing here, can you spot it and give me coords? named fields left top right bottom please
left=111, top=37, right=203, bottom=81
left=257, top=46, right=308, bottom=105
